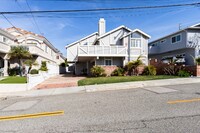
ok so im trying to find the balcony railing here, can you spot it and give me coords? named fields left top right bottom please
left=78, top=45, right=127, bottom=57
left=28, top=45, right=55, bottom=61
left=0, top=42, right=10, bottom=53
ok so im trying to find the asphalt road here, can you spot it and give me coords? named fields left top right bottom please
left=1, top=83, right=200, bottom=133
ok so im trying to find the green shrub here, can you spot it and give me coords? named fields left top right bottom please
left=60, top=62, right=67, bottom=67
left=178, top=70, right=191, bottom=77
left=8, top=67, right=20, bottom=76
left=39, top=61, right=48, bottom=71
left=30, top=69, right=39, bottom=74
left=111, top=67, right=125, bottom=76
left=143, top=65, right=157, bottom=76
left=90, top=66, right=106, bottom=77
left=196, top=57, right=200, bottom=65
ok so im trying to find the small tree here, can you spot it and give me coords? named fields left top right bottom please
left=90, top=66, right=106, bottom=77
left=39, top=61, right=48, bottom=71
left=195, top=57, right=200, bottom=65
left=125, top=55, right=143, bottom=76
left=143, top=65, right=157, bottom=76
left=8, top=46, right=32, bottom=76
left=24, top=59, right=38, bottom=73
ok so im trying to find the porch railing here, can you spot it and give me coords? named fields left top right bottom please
left=78, top=45, right=127, bottom=56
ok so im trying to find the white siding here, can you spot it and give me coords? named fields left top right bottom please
left=99, top=29, right=129, bottom=46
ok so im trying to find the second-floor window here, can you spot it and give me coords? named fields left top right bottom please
left=3, top=37, right=8, bottom=43
left=131, top=39, right=141, bottom=48
left=171, top=34, right=181, bottom=44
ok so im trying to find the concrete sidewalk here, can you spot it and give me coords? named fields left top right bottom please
left=0, top=77, right=200, bottom=98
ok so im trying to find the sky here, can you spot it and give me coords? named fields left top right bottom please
left=1, top=0, right=200, bottom=56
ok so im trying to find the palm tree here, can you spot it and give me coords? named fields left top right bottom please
left=24, top=59, right=38, bottom=74
left=8, top=46, right=32, bottom=76
left=126, top=55, right=143, bottom=76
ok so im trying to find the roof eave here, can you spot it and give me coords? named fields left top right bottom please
left=66, top=32, right=98, bottom=48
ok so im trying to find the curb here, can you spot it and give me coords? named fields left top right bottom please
left=0, top=77, right=200, bottom=98
left=84, top=77, right=200, bottom=92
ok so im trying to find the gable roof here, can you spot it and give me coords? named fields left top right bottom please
left=6, top=27, right=59, bottom=52
left=6, top=27, right=44, bottom=38
left=191, top=23, right=200, bottom=27
left=97, top=25, right=132, bottom=39
left=149, top=23, right=200, bottom=44
left=0, top=28, right=16, bottom=40
left=120, top=29, right=151, bottom=39
left=65, top=32, right=98, bottom=48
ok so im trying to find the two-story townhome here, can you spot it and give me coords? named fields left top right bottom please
left=0, top=28, right=16, bottom=76
left=0, top=27, right=65, bottom=76
left=66, top=18, right=151, bottom=75
left=149, top=23, right=200, bottom=65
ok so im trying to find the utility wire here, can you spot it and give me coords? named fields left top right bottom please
left=1, top=14, right=16, bottom=28
left=25, top=0, right=43, bottom=35
left=1, top=2, right=200, bottom=14
left=1, top=14, right=26, bottom=39
left=15, top=0, right=38, bottom=30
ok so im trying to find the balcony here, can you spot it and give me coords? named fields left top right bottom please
left=78, top=45, right=127, bottom=57
left=28, top=45, right=55, bottom=61
left=0, top=42, right=10, bottom=53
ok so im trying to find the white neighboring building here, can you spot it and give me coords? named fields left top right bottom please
left=0, top=27, right=65, bottom=76
left=66, top=18, right=151, bottom=75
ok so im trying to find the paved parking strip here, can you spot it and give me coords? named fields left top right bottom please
left=143, top=86, right=178, bottom=94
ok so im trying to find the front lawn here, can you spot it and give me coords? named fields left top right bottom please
left=0, top=76, right=27, bottom=84
left=78, top=75, right=179, bottom=86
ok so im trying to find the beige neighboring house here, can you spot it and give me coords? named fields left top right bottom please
left=0, top=27, right=65, bottom=76
left=66, top=18, right=151, bottom=75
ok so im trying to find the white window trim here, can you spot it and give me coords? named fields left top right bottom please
left=104, top=57, right=113, bottom=66
left=130, top=38, right=142, bottom=48
left=171, top=34, right=182, bottom=44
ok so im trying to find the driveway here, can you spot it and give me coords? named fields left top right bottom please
left=34, top=74, right=86, bottom=90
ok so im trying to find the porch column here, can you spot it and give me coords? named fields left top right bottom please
left=3, top=59, right=8, bottom=76
left=123, top=57, right=126, bottom=67
left=86, top=61, right=89, bottom=75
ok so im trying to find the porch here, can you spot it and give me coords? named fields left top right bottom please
left=75, top=56, right=125, bottom=75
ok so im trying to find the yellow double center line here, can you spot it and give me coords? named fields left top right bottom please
left=168, top=98, right=200, bottom=104
left=0, top=110, right=64, bottom=121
